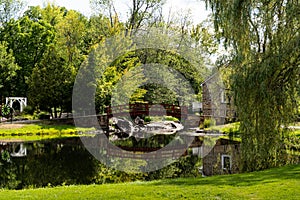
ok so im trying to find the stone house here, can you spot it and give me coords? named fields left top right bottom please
left=201, top=73, right=236, bottom=125
left=202, top=138, right=240, bottom=176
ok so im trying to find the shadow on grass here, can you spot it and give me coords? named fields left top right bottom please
left=150, top=164, right=300, bottom=187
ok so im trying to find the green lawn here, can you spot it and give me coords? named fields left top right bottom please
left=0, top=123, right=95, bottom=141
left=0, top=164, right=299, bottom=200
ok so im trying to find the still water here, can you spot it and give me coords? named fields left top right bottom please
left=0, top=137, right=100, bottom=189
left=0, top=135, right=201, bottom=189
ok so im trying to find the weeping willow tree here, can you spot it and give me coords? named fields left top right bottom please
left=205, top=0, right=300, bottom=171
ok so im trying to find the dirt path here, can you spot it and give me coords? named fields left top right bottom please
left=0, top=123, right=25, bottom=129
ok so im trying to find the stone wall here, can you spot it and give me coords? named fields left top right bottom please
left=202, top=80, right=236, bottom=124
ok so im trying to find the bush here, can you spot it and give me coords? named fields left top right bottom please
left=143, top=116, right=179, bottom=123
left=37, top=112, right=50, bottom=120
left=22, top=106, right=35, bottom=115
left=203, top=118, right=216, bottom=128
left=163, top=116, right=179, bottom=121
left=144, top=116, right=152, bottom=122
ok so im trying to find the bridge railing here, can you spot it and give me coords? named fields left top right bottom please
left=106, top=103, right=188, bottom=120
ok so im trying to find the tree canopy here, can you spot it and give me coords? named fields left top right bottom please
left=0, top=1, right=215, bottom=118
left=205, top=0, right=300, bottom=171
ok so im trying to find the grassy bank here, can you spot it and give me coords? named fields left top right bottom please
left=0, top=123, right=94, bottom=141
left=0, top=164, right=299, bottom=199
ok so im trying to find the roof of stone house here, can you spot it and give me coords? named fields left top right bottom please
left=200, top=72, right=232, bottom=91
left=200, top=73, right=219, bottom=87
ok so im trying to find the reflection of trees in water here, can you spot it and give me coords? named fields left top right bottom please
left=0, top=138, right=97, bottom=189
left=112, top=134, right=177, bottom=149
left=0, top=137, right=202, bottom=189
left=25, top=143, right=97, bottom=187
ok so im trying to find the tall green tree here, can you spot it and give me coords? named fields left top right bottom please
left=86, top=1, right=214, bottom=115
left=26, top=6, right=88, bottom=116
left=55, top=9, right=87, bottom=69
left=0, top=10, right=55, bottom=96
left=85, top=14, right=124, bottom=50
left=0, top=41, right=19, bottom=101
left=205, top=0, right=300, bottom=171
left=29, top=45, right=75, bottom=118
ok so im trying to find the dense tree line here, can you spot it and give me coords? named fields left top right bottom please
left=0, top=0, right=214, bottom=118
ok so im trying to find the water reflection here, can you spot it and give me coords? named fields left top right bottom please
left=0, top=134, right=204, bottom=189
left=0, top=137, right=98, bottom=189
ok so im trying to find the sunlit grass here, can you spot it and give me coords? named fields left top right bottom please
left=0, top=164, right=299, bottom=199
left=0, top=123, right=95, bottom=141
left=205, top=122, right=240, bottom=134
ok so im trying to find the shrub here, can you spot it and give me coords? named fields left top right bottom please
left=22, top=106, right=35, bottom=115
left=203, top=118, right=216, bottom=128
left=144, top=116, right=179, bottom=123
left=163, top=116, right=179, bottom=121
left=37, top=112, right=50, bottom=120
left=144, top=116, right=152, bottom=122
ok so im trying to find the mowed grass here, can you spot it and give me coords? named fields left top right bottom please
left=0, top=165, right=299, bottom=200
left=0, top=123, right=95, bottom=141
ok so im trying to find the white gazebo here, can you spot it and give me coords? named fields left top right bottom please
left=10, top=143, right=27, bottom=157
left=5, top=97, right=27, bottom=112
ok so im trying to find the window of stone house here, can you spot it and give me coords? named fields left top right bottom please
left=221, top=90, right=227, bottom=103
left=221, top=155, right=232, bottom=170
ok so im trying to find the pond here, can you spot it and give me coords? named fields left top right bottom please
left=0, top=137, right=99, bottom=189
left=0, top=134, right=202, bottom=189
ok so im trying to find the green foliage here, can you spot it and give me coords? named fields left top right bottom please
left=22, top=106, right=34, bottom=115
left=0, top=13, right=55, bottom=96
left=206, top=0, right=300, bottom=171
left=144, top=116, right=151, bottom=122
left=1, top=150, right=10, bottom=161
left=55, top=9, right=87, bottom=68
left=203, top=118, right=216, bottom=128
left=112, top=134, right=177, bottom=148
left=28, top=8, right=87, bottom=117
left=208, top=122, right=240, bottom=136
left=85, top=14, right=124, bottom=49
left=94, top=46, right=205, bottom=112
left=0, top=1, right=214, bottom=119
left=36, top=112, right=50, bottom=120
left=147, top=156, right=201, bottom=180
left=163, top=116, right=179, bottom=122
left=142, top=115, right=179, bottom=123
left=28, top=44, right=75, bottom=118
left=0, top=41, right=19, bottom=100
left=284, top=129, right=300, bottom=161
left=1, top=104, right=11, bottom=116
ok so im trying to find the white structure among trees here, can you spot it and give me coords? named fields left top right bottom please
left=5, top=97, right=27, bottom=112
